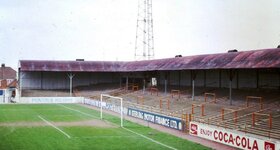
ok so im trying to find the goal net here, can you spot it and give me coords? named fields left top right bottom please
left=100, top=94, right=123, bottom=127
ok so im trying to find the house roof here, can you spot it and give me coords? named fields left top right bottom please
left=0, top=66, right=17, bottom=79
left=19, top=48, right=280, bottom=72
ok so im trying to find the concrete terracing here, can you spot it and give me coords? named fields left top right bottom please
left=97, top=86, right=280, bottom=141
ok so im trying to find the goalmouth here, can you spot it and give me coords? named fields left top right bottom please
left=100, top=94, right=123, bottom=127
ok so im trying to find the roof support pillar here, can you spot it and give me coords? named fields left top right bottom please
left=143, top=72, right=147, bottom=94
left=68, top=73, right=75, bottom=97
left=256, top=70, right=259, bottom=89
left=164, top=72, right=168, bottom=95
left=229, top=70, right=235, bottom=105
left=126, top=76, right=128, bottom=91
left=40, top=72, right=43, bottom=90
left=191, top=70, right=197, bottom=101
left=143, top=78, right=146, bottom=94
left=192, top=79, right=195, bottom=101
left=229, top=79, right=232, bottom=105
left=219, top=70, right=222, bottom=88
left=119, top=74, right=122, bottom=88
left=279, top=71, right=280, bottom=90
left=236, top=70, right=239, bottom=89
left=203, top=70, right=206, bottom=88
left=178, top=70, right=181, bottom=88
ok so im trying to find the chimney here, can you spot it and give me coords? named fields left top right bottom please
left=175, top=55, right=182, bottom=58
left=277, top=45, right=280, bottom=48
left=228, top=49, right=238, bottom=53
left=1, top=63, right=5, bottom=67
left=76, top=59, right=84, bottom=61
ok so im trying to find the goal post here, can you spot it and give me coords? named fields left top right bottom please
left=100, top=94, right=123, bottom=127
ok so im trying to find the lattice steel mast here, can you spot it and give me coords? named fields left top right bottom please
left=134, top=0, right=154, bottom=60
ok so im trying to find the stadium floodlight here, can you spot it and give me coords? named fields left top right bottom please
left=100, top=94, right=123, bottom=127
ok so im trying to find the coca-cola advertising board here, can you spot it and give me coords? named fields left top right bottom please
left=189, top=121, right=279, bottom=150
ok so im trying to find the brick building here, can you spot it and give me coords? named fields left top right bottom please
left=0, top=64, right=17, bottom=89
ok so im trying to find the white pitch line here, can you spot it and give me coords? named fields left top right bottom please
left=58, top=104, right=99, bottom=119
left=122, top=127, right=177, bottom=150
left=38, top=115, right=71, bottom=139
left=59, top=104, right=176, bottom=149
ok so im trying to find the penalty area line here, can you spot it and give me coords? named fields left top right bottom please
left=122, top=127, right=177, bottom=150
left=38, top=115, right=71, bottom=139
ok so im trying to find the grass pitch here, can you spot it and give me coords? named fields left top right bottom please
left=0, top=104, right=209, bottom=150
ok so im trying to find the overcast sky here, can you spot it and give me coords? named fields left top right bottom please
left=1, top=0, right=280, bottom=70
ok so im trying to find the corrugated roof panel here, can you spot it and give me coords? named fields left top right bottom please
left=20, top=48, right=280, bottom=72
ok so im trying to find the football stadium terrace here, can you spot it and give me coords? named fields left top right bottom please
left=13, top=48, right=280, bottom=149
